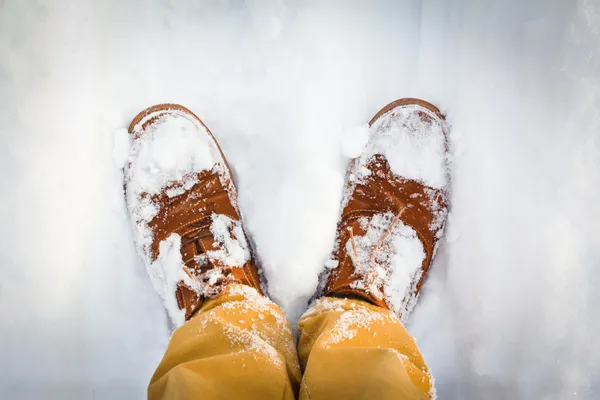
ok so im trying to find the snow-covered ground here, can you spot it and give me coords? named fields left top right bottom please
left=1, top=0, right=599, bottom=398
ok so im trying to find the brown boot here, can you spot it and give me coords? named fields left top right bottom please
left=125, top=104, right=263, bottom=326
left=320, top=98, right=449, bottom=322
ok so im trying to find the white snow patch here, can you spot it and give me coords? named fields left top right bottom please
left=208, top=214, right=251, bottom=267
left=127, top=113, right=218, bottom=197
left=148, top=234, right=188, bottom=327
left=358, top=105, right=447, bottom=189
left=324, top=259, right=339, bottom=270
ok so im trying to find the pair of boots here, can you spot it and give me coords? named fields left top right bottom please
left=124, top=98, right=449, bottom=399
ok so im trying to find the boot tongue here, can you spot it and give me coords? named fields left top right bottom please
left=328, top=212, right=403, bottom=308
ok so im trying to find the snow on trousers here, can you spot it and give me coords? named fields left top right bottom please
left=148, top=284, right=433, bottom=400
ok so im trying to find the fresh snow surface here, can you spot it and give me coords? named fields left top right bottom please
left=1, top=0, right=599, bottom=399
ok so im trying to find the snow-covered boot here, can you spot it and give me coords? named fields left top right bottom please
left=320, top=98, right=450, bottom=322
left=125, top=104, right=263, bottom=326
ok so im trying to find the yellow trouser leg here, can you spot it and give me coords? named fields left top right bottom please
left=297, top=297, right=434, bottom=400
left=148, top=284, right=301, bottom=400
